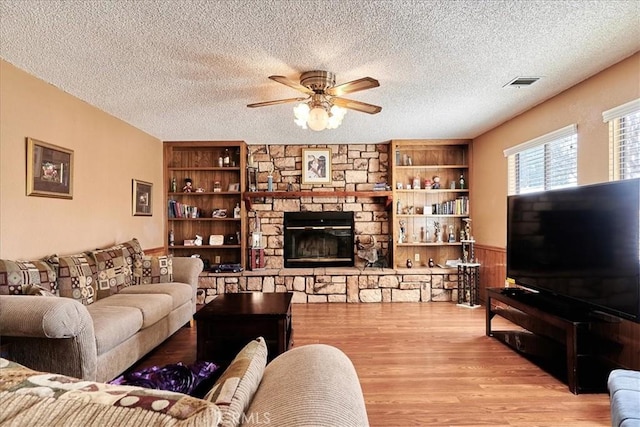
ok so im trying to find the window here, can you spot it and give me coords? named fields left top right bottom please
left=603, top=99, right=640, bottom=181
left=504, top=125, right=578, bottom=195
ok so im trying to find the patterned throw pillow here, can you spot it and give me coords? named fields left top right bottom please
left=90, top=248, right=132, bottom=299
left=204, top=337, right=268, bottom=427
left=0, top=260, right=57, bottom=296
left=133, top=255, right=173, bottom=285
left=48, top=254, right=97, bottom=306
left=109, top=238, right=145, bottom=265
left=22, top=284, right=57, bottom=296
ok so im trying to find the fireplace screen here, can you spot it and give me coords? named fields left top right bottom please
left=284, top=211, right=355, bottom=268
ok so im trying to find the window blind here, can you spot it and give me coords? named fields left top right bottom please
left=504, top=125, right=578, bottom=195
left=604, top=99, right=640, bottom=181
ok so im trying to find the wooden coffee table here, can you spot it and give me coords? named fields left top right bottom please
left=194, top=292, right=293, bottom=366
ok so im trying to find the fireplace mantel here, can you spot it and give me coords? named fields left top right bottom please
left=242, top=190, right=392, bottom=210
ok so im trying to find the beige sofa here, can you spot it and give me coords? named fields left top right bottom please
left=0, top=339, right=370, bottom=427
left=0, top=239, right=203, bottom=382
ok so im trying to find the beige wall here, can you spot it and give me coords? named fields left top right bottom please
left=471, top=52, right=640, bottom=249
left=0, top=60, right=164, bottom=259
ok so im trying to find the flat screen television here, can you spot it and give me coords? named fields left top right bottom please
left=507, top=178, right=640, bottom=323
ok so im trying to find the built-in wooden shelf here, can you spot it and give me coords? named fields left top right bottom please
left=242, top=191, right=392, bottom=210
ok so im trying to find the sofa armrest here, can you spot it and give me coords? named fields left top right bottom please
left=0, top=295, right=98, bottom=380
left=243, top=344, right=369, bottom=427
left=172, top=256, right=204, bottom=312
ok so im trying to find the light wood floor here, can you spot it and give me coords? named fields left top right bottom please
left=133, top=303, right=611, bottom=426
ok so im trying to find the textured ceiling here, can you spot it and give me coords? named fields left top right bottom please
left=1, top=0, right=639, bottom=145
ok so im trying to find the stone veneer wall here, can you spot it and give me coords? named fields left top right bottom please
left=197, top=268, right=459, bottom=304
left=248, top=143, right=390, bottom=269
left=196, top=143, right=459, bottom=303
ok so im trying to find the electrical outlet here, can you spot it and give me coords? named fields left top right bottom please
left=414, top=253, right=420, bottom=262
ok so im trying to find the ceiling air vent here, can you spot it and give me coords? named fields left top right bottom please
left=504, top=76, right=541, bottom=88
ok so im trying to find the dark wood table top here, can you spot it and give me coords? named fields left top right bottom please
left=194, top=292, right=293, bottom=319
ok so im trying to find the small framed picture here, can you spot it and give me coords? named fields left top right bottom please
left=302, top=148, right=332, bottom=184
left=132, top=179, right=152, bottom=216
left=26, top=138, right=74, bottom=199
left=228, top=182, right=240, bottom=192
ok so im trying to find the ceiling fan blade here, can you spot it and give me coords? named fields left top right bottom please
left=269, top=75, right=314, bottom=95
left=247, top=97, right=308, bottom=108
left=332, top=97, right=382, bottom=114
left=326, top=77, right=379, bottom=96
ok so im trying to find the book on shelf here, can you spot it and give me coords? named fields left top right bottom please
left=373, top=182, right=389, bottom=191
left=431, top=196, right=469, bottom=215
left=168, top=199, right=200, bottom=218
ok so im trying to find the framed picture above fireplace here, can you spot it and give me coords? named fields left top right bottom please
left=302, top=148, right=332, bottom=184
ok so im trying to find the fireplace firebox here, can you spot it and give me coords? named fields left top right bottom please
left=283, top=211, right=355, bottom=268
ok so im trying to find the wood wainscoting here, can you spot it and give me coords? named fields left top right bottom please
left=475, top=244, right=506, bottom=304
left=144, top=246, right=167, bottom=256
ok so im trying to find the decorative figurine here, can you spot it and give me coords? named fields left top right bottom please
left=431, top=176, right=441, bottom=189
left=399, top=220, right=406, bottom=243
left=406, top=259, right=413, bottom=268
left=412, top=174, right=421, bottom=190
left=434, top=221, right=442, bottom=242
left=448, top=225, right=456, bottom=243
left=194, top=234, right=203, bottom=246
left=182, top=178, right=193, bottom=192
left=428, top=258, right=435, bottom=268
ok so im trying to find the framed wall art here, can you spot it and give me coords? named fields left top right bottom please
left=132, top=179, right=153, bottom=216
left=26, top=138, right=74, bottom=199
left=302, top=148, right=332, bottom=184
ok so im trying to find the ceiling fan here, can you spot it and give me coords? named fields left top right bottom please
left=247, top=70, right=381, bottom=131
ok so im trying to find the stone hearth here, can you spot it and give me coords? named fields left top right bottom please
left=197, top=267, right=459, bottom=304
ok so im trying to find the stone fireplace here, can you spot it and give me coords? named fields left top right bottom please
left=197, top=143, right=460, bottom=304
left=283, top=211, right=355, bottom=268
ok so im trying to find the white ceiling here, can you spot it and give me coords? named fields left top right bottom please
left=1, top=1, right=639, bottom=145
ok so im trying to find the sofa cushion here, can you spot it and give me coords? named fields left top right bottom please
left=48, top=253, right=97, bottom=306
left=87, top=304, right=144, bottom=355
left=608, top=369, right=640, bottom=427
left=204, top=337, right=268, bottom=427
left=243, top=344, right=369, bottom=427
left=0, top=358, right=221, bottom=425
left=118, top=282, right=192, bottom=310
left=133, top=255, right=173, bottom=285
left=93, top=293, right=173, bottom=328
left=0, top=260, right=57, bottom=296
left=90, top=248, right=132, bottom=299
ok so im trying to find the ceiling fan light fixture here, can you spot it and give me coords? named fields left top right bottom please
left=253, top=70, right=379, bottom=131
left=293, top=102, right=310, bottom=129
left=327, top=105, right=347, bottom=129
left=307, top=106, right=329, bottom=131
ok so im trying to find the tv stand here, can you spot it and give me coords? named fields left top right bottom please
left=486, top=287, right=609, bottom=394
